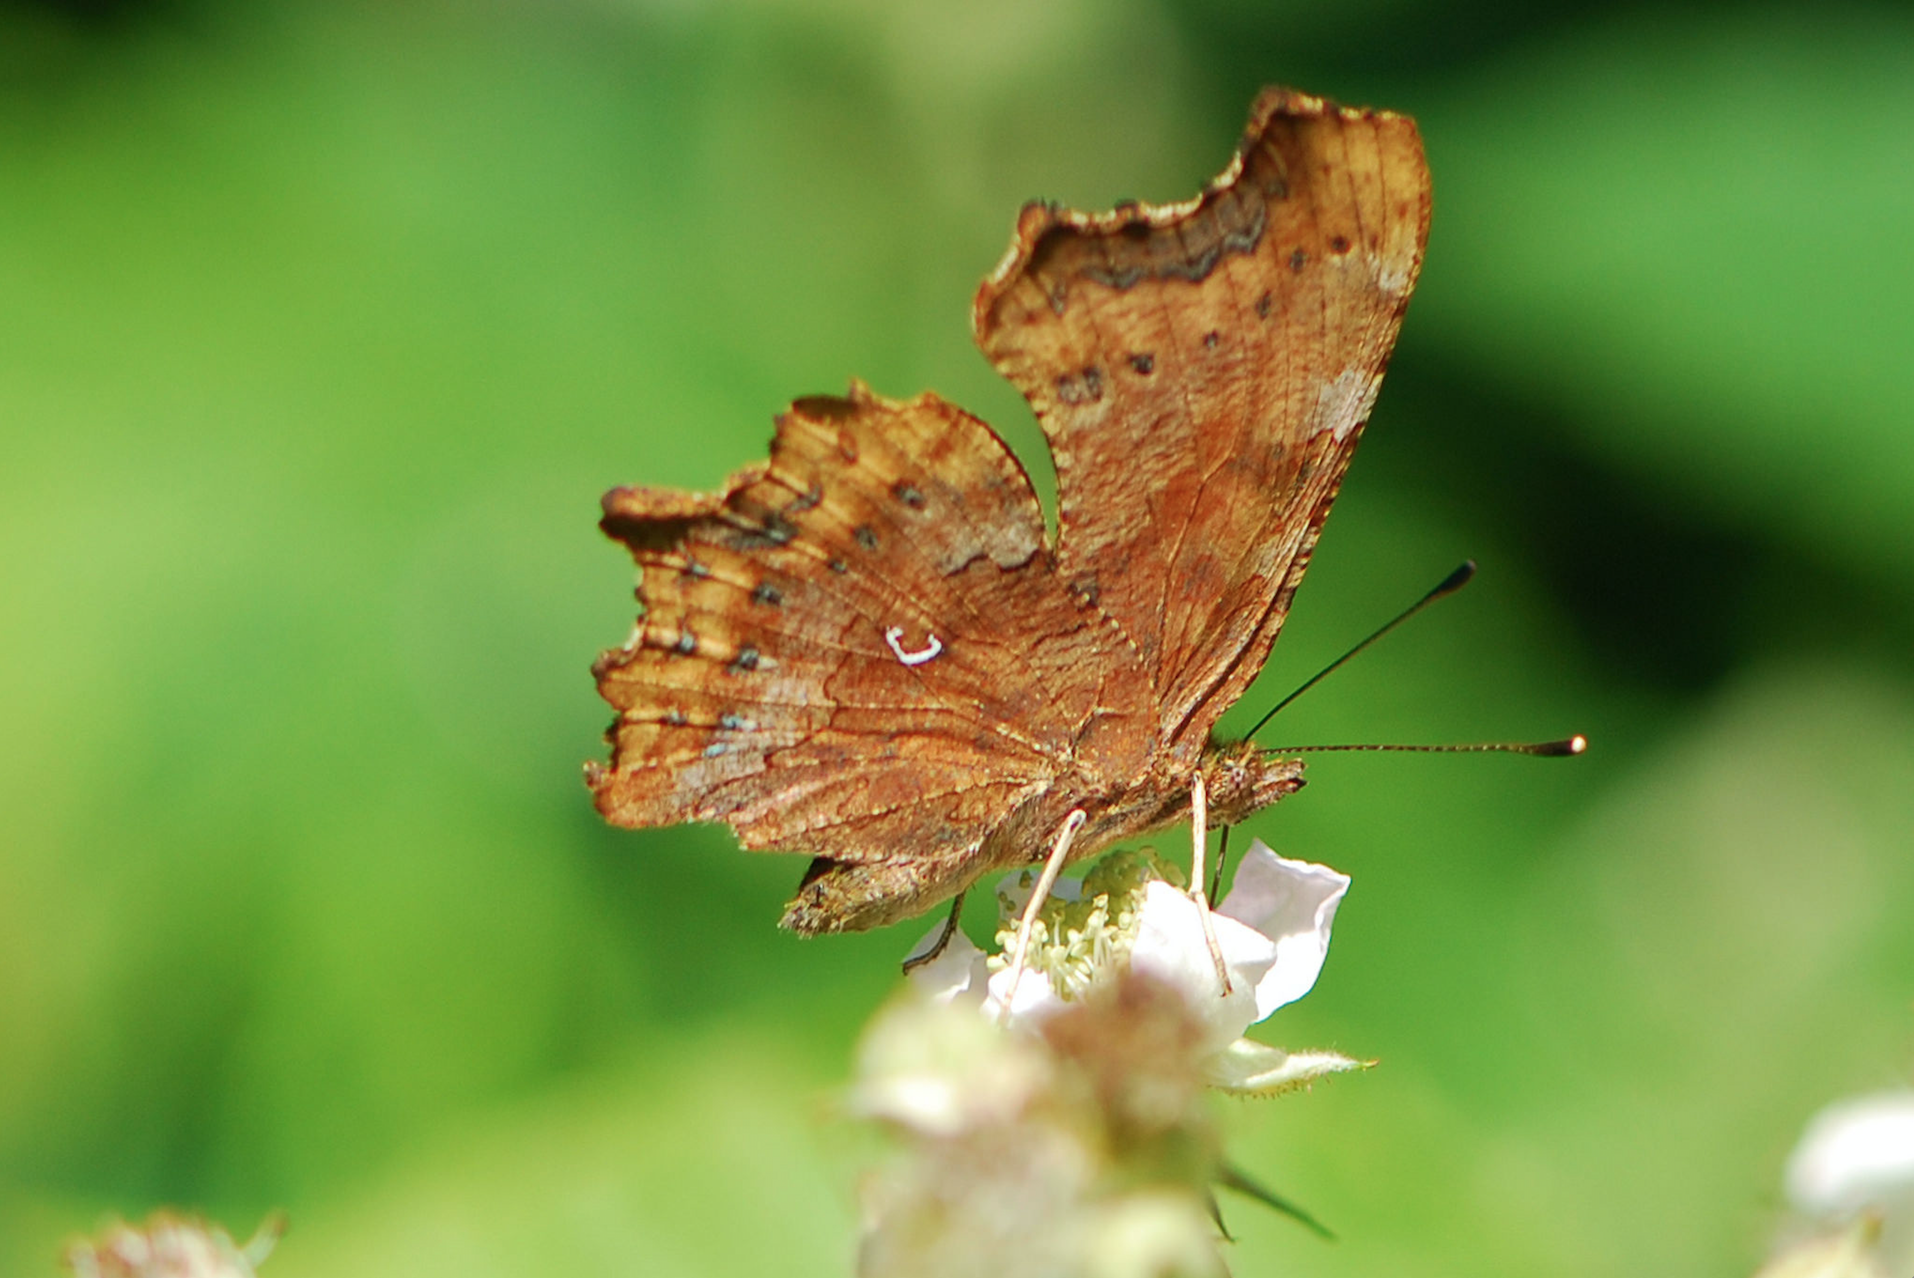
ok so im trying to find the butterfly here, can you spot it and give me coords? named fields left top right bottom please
left=588, top=88, right=1431, bottom=940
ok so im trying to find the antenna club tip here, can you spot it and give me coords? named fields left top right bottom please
left=1542, top=734, right=1588, bottom=757
left=1433, top=560, right=1477, bottom=596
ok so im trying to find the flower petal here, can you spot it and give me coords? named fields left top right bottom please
left=981, top=961, right=1068, bottom=1023
left=1205, top=1039, right=1367, bottom=1095
left=1218, top=840, right=1350, bottom=1020
left=1786, top=1090, right=1914, bottom=1215
left=904, top=924, right=990, bottom=1008
left=1128, top=881, right=1275, bottom=1049
left=852, top=997, right=1048, bottom=1135
left=1079, top=1191, right=1226, bottom=1278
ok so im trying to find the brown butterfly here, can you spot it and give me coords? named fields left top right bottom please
left=588, top=88, right=1431, bottom=942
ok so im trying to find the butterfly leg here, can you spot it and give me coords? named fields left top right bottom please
left=1000, top=807, right=1088, bottom=1020
left=1209, top=824, right=1232, bottom=902
left=900, top=889, right=968, bottom=975
left=1190, top=773, right=1234, bottom=996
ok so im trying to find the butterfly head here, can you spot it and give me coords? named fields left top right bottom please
left=1200, top=741, right=1307, bottom=828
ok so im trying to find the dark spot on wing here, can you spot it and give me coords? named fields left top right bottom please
left=1081, top=261, right=1144, bottom=290
left=828, top=557, right=848, bottom=574
left=1256, top=291, right=1273, bottom=318
left=1128, top=353, right=1154, bottom=375
left=752, top=582, right=783, bottom=607
left=1056, top=366, right=1105, bottom=405
left=1203, top=331, right=1220, bottom=350
left=891, top=481, right=926, bottom=510
left=1329, top=234, right=1350, bottom=255
left=853, top=525, right=879, bottom=551
left=1163, top=241, right=1222, bottom=282
left=1289, top=248, right=1308, bottom=272
left=674, top=629, right=696, bottom=656
left=722, top=504, right=798, bottom=550
left=730, top=645, right=761, bottom=673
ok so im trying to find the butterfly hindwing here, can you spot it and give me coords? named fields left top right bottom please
left=591, top=381, right=1154, bottom=929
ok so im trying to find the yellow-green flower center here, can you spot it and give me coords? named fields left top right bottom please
left=987, top=850, right=1184, bottom=1001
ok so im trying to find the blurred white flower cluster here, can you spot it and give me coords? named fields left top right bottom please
left=852, top=842, right=1358, bottom=1278
left=1755, top=1090, right=1914, bottom=1278
left=65, top=1213, right=281, bottom=1278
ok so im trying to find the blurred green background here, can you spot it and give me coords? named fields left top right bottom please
left=3, top=0, right=1912, bottom=1273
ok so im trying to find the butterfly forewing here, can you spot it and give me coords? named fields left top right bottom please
left=972, top=90, right=1431, bottom=755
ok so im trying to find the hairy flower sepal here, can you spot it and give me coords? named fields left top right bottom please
left=908, top=841, right=1362, bottom=1094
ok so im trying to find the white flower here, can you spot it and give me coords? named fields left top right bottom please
left=1787, top=1092, right=1914, bottom=1219
left=852, top=975, right=1228, bottom=1278
left=65, top=1213, right=282, bottom=1278
left=908, top=840, right=1362, bottom=1094
left=1764, top=1090, right=1914, bottom=1277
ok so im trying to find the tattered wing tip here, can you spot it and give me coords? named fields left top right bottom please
left=585, top=760, right=631, bottom=823
left=600, top=479, right=732, bottom=552
left=786, top=379, right=940, bottom=426
left=970, top=85, right=1420, bottom=342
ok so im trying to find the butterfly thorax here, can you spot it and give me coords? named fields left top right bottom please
left=1072, top=741, right=1307, bottom=856
left=1199, top=741, right=1309, bottom=827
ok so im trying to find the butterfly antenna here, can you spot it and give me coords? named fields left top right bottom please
left=1263, top=736, right=1588, bottom=757
left=1244, top=560, right=1476, bottom=741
